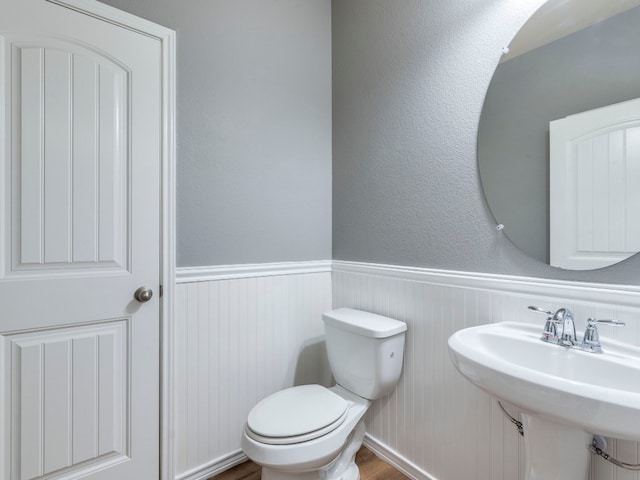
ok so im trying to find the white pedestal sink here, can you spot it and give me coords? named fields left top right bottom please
left=448, top=322, right=640, bottom=480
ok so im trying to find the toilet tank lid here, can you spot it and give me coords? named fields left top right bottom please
left=322, top=308, right=407, bottom=338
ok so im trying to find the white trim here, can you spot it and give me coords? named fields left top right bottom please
left=363, top=435, right=436, bottom=480
left=46, top=0, right=173, bottom=39
left=178, top=437, right=435, bottom=480
left=159, top=27, right=177, bottom=480
left=333, top=261, right=640, bottom=309
left=46, top=3, right=177, bottom=480
left=176, top=260, right=333, bottom=283
left=175, top=451, right=248, bottom=480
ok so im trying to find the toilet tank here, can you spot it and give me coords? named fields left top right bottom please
left=322, top=308, right=407, bottom=400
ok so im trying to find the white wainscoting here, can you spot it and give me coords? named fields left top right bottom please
left=174, top=262, right=333, bottom=480
left=172, top=260, right=640, bottom=480
left=333, top=261, right=640, bottom=480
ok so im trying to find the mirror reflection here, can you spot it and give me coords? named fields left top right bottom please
left=478, top=0, right=640, bottom=270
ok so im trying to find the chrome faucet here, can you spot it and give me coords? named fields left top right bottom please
left=527, top=306, right=624, bottom=353
left=529, top=306, right=577, bottom=346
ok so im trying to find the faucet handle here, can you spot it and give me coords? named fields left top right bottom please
left=528, top=306, right=561, bottom=340
left=581, top=317, right=625, bottom=352
left=586, top=317, right=625, bottom=327
left=528, top=306, right=555, bottom=317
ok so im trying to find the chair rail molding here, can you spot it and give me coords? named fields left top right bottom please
left=176, top=260, right=333, bottom=283
left=332, top=260, right=640, bottom=310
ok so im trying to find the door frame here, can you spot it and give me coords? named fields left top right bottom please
left=44, top=1, right=177, bottom=479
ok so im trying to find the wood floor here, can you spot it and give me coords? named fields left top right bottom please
left=210, top=446, right=410, bottom=480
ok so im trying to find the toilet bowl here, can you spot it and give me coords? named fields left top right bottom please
left=242, top=385, right=369, bottom=479
left=241, top=308, right=407, bottom=480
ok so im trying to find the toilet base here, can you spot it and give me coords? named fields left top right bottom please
left=261, top=469, right=325, bottom=480
left=261, top=422, right=366, bottom=480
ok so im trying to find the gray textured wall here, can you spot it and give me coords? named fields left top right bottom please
left=478, top=7, right=640, bottom=264
left=332, top=0, right=640, bottom=284
left=99, top=0, right=332, bottom=267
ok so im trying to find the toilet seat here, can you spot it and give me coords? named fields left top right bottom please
left=246, top=384, right=349, bottom=445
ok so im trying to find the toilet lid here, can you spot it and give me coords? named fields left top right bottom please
left=246, top=385, right=349, bottom=444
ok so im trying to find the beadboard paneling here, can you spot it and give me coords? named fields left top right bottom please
left=333, top=262, right=640, bottom=480
left=174, top=270, right=332, bottom=479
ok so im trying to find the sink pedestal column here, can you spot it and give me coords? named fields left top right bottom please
left=521, top=414, right=592, bottom=480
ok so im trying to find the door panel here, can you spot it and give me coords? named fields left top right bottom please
left=0, top=1, right=161, bottom=479
left=8, top=320, right=128, bottom=480
left=10, top=38, right=129, bottom=274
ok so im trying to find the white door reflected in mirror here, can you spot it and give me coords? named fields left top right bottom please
left=550, top=97, right=640, bottom=269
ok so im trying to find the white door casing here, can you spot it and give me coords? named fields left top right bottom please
left=0, top=1, right=176, bottom=479
left=550, top=97, right=640, bottom=270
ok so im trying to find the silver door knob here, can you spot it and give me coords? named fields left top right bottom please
left=134, top=287, right=153, bottom=303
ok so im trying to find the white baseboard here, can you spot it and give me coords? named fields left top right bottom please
left=363, top=434, right=438, bottom=480
left=176, top=436, right=434, bottom=480
left=176, top=450, right=248, bottom=480
left=177, top=438, right=431, bottom=480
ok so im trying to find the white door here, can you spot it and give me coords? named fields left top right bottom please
left=550, top=97, right=640, bottom=269
left=0, top=1, right=162, bottom=479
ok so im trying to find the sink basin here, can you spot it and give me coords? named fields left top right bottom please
left=448, top=321, right=640, bottom=441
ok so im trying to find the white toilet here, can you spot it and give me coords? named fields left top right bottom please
left=241, top=308, right=407, bottom=480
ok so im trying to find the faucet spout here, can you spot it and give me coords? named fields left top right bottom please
left=553, top=308, right=576, bottom=346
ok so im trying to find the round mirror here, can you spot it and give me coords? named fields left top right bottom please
left=478, top=0, right=640, bottom=270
